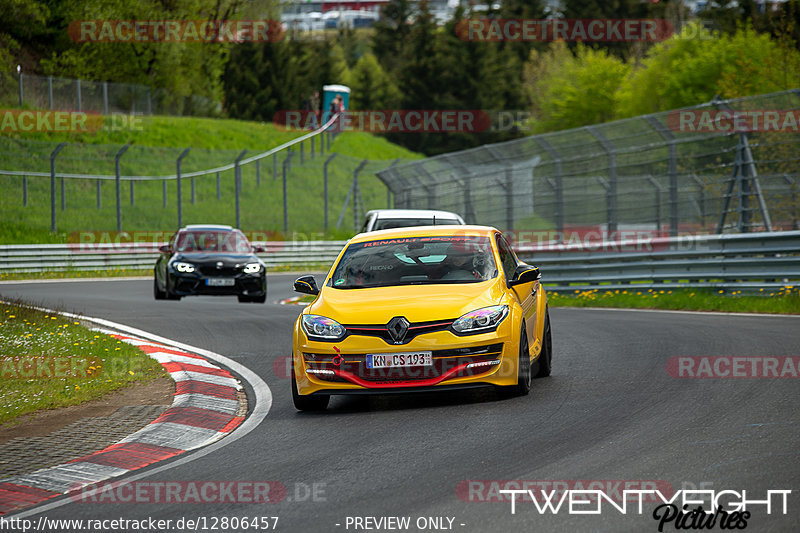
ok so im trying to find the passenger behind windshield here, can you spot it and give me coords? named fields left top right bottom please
left=330, top=236, right=496, bottom=289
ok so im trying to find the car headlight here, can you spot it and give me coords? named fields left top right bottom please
left=173, top=261, right=195, bottom=273
left=243, top=263, right=262, bottom=273
left=452, top=305, right=508, bottom=334
left=302, top=315, right=346, bottom=340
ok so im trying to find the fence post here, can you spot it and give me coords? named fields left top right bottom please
left=191, top=177, right=196, bottom=205
left=50, top=143, right=67, bottom=232
left=535, top=138, right=564, bottom=236
left=97, top=179, right=101, bottom=209
left=385, top=159, right=400, bottom=208
left=282, top=151, right=295, bottom=232
left=18, top=70, right=23, bottom=107
left=645, top=116, right=679, bottom=236
left=76, top=79, right=82, bottom=112
left=48, top=76, right=53, bottom=110
left=323, top=153, right=337, bottom=231
left=256, top=159, right=261, bottom=187
left=586, top=126, right=617, bottom=232
left=647, top=176, right=664, bottom=233
left=176, top=148, right=191, bottom=228
left=320, top=130, right=324, bottom=156
left=130, top=178, right=135, bottom=206
left=23, top=175, right=27, bottom=207
left=353, top=159, right=368, bottom=231
left=103, top=82, right=109, bottom=115
left=690, top=174, right=706, bottom=228
left=114, top=144, right=131, bottom=232
left=216, top=172, right=221, bottom=199
left=162, top=179, right=167, bottom=208
left=234, top=150, right=247, bottom=228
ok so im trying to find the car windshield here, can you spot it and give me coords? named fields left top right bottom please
left=372, top=217, right=461, bottom=231
left=174, top=231, right=252, bottom=253
left=330, top=235, right=496, bottom=289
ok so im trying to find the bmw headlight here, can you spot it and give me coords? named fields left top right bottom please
left=173, top=261, right=195, bottom=273
left=452, top=305, right=508, bottom=334
left=243, top=262, right=262, bottom=274
left=302, top=315, right=346, bottom=340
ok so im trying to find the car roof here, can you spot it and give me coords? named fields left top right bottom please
left=181, top=224, right=234, bottom=231
left=349, top=224, right=498, bottom=244
left=365, top=209, right=464, bottom=219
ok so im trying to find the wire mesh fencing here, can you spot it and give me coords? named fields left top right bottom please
left=0, top=118, right=414, bottom=240
left=377, top=90, right=800, bottom=238
left=6, top=73, right=218, bottom=116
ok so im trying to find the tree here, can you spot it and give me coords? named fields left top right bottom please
left=349, top=53, right=400, bottom=110
left=525, top=41, right=629, bottom=132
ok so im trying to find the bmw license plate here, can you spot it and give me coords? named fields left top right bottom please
left=366, top=352, right=433, bottom=369
left=206, top=278, right=235, bottom=287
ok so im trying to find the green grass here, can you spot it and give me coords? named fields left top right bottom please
left=0, top=115, right=306, bottom=150
left=0, top=115, right=423, bottom=245
left=547, top=286, right=800, bottom=314
left=0, top=301, right=168, bottom=425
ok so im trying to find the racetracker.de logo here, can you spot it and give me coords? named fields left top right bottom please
left=1, top=110, right=104, bottom=134
left=456, top=480, right=674, bottom=503
left=666, top=356, right=800, bottom=378
left=274, top=110, right=492, bottom=133
left=70, top=481, right=287, bottom=503
left=68, top=20, right=284, bottom=43
left=667, top=109, right=800, bottom=133
left=456, top=19, right=674, bottom=42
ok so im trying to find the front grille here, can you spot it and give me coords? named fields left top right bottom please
left=199, top=265, right=241, bottom=276
left=303, top=343, right=503, bottom=385
left=344, top=319, right=455, bottom=345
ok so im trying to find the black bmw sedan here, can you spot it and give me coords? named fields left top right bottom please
left=154, top=224, right=267, bottom=303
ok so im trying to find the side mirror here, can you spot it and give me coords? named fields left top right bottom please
left=509, top=265, right=540, bottom=287
left=158, top=245, right=171, bottom=253
left=294, top=275, right=319, bottom=296
left=252, top=245, right=265, bottom=253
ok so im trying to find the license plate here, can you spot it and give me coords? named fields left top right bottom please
left=206, top=278, right=235, bottom=287
left=366, top=352, right=433, bottom=369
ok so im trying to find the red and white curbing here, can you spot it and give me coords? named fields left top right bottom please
left=0, top=331, right=245, bottom=515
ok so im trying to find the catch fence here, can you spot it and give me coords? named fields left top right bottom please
left=377, top=90, right=800, bottom=236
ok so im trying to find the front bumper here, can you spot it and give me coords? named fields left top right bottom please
left=293, top=326, right=520, bottom=396
left=168, top=271, right=266, bottom=296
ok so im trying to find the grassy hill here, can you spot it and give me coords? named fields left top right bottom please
left=0, top=116, right=422, bottom=244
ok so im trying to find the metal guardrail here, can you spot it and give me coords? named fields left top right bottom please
left=517, top=230, right=800, bottom=291
left=1, top=232, right=798, bottom=292
left=0, top=241, right=348, bottom=273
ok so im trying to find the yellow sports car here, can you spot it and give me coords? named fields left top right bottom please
left=291, top=225, right=552, bottom=411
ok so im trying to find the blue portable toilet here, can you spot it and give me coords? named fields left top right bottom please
left=322, top=84, right=350, bottom=123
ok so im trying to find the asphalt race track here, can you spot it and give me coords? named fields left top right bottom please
left=1, top=275, right=799, bottom=532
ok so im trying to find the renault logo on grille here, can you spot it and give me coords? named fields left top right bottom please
left=387, top=317, right=410, bottom=343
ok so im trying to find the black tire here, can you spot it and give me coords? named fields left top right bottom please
left=166, top=278, right=181, bottom=300
left=251, top=293, right=267, bottom=304
left=291, top=364, right=330, bottom=411
left=500, top=323, right=532, bottom=397
left=153, top=274, right=166, bottom=300
left=534, top=309, right=552, bottom=378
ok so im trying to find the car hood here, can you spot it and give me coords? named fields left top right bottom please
left=307, top=277, right=509, bottom=324
left=171, top=252, right=260, bottom=265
